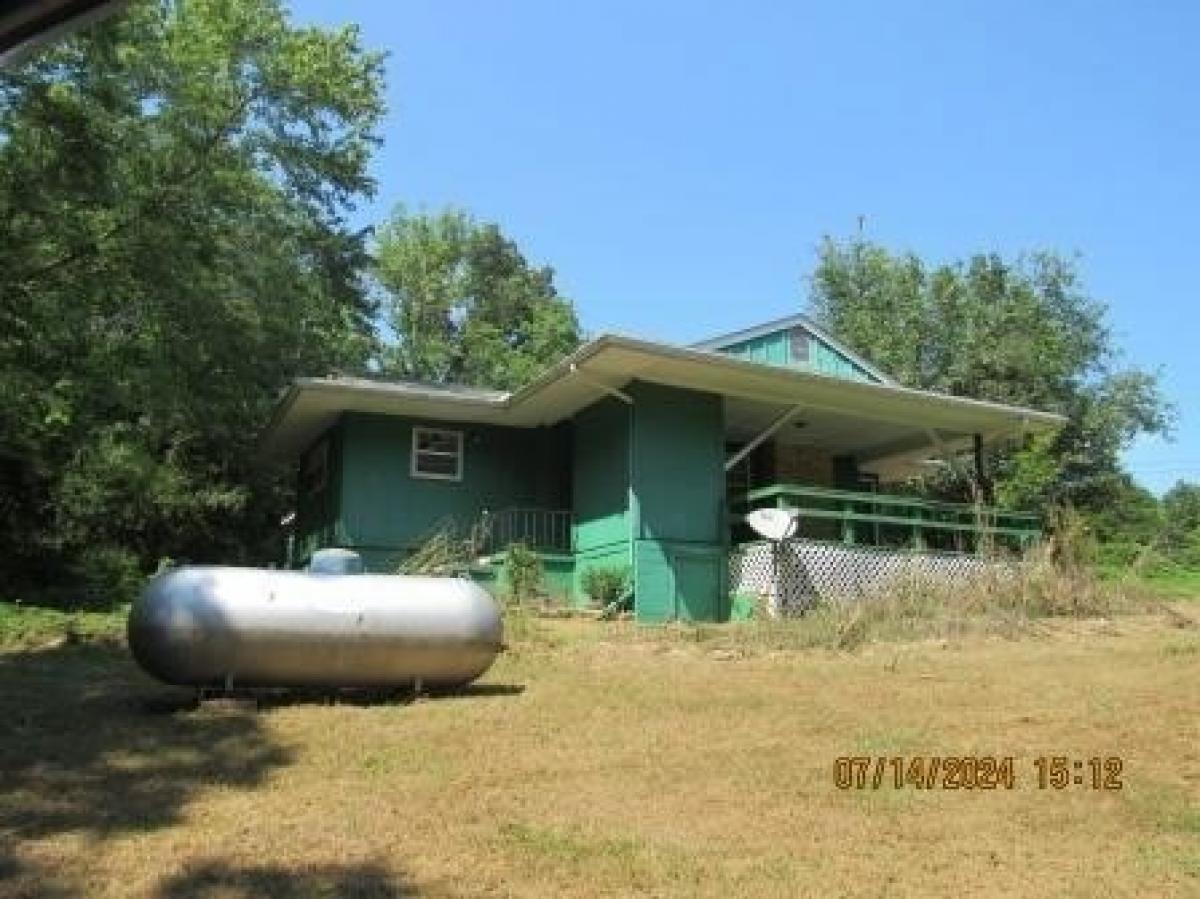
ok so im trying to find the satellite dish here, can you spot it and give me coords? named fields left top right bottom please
left=746, top=508, right=799, bottom=541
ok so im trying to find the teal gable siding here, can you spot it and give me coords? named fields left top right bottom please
left=717, top=325, right=880, bottom=382
left=810, top=339, right=874, bottom=381
left=333, top=412, right=570, bottom=568
left=721, top=331, right=791, bottom=367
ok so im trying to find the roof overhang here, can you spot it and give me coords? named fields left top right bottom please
left=258, top=377, right=511, bottom=459
left=258, top=335, right=1066, bottom=476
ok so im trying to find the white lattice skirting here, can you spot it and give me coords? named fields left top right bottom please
left=730, top=539, right=1008, bottom=615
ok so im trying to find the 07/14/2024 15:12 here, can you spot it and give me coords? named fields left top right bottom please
left=833, top=756, right=1124, bottom=791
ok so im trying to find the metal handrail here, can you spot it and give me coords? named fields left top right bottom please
left=734, top=482, right=1042, bottom=550
left=740, top=483, right=1041, bottom=525
left=477, top=508, right=573, bottom=555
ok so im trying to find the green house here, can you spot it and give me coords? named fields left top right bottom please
left=258, top=315, right=1063, bottom=622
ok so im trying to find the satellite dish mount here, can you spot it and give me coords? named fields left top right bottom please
left=744, top=508, right=799, bottom=617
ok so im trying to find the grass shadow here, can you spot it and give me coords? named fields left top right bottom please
left=239, top=682, right=526, bottom=710
left=0, top=641, right=292, bottom=896
left=444, top=682, right=525, bottom=698
left=155, top=859, right=419, bottom=898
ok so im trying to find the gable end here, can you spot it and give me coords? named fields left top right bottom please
left=691, top=314, right=894, bottom=384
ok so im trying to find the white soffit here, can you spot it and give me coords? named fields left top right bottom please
left=259, top=336, right=1065, bottom=458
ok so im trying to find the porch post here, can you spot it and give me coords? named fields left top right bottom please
left=973, top=433, right=994, bottom=504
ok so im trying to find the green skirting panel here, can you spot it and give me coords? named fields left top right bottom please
left=528, top=553, right=574, bottom=604
left=473, top=550, right=575, bottom=605
left=633, top=540, right=726, bottom=623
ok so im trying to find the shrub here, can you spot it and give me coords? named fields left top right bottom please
left=505, top=543, right=545, bottom=604
left=71, top=545, right=144, bottom=610
left=581, top=565, right=630, bottom=607
left=707, top=525, right=1162, bottom=654
left=0, top=601, right=127, bottom=649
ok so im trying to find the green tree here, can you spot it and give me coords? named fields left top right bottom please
left=374, top=208, right=581, bottom=390
left=1163, top=480, right=1200, bottom=563
left=808, top=238, right=1172, bottom=511
left=1083, top=475, right=1164, bottom=565
left=0, top=0, right=385, bottom=602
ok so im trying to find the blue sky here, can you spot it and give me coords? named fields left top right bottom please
left=293, top=0, right=1198, bottom=494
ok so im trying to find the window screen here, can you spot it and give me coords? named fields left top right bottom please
left=789, top=327, right=811, bottom=362
left=411, top=427, right=463, bottom=480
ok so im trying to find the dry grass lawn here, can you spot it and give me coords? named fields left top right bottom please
left=1, top=609, right=1198, bottom=897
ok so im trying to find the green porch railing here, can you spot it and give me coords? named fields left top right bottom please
left=478, top=508, right=573, bottom=555
left=733, top=483, right=1042, bottom=551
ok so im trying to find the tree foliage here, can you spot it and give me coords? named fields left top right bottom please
left=374, top=208, right=581, bottom=390
left=0, top=0, right=385, bottom=601
left=1162, top=480, right=1200, bottom=564
left=808, top=238, right=1173, bottom=510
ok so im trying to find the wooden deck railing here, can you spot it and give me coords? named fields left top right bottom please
left=477, top=508, right=573, bottom=555
left=733, top=483, right=1042, bottom=551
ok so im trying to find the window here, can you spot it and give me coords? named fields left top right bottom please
left=789, top=327, right=811, bottom=363
left=411, top=427, right=463, bottom=481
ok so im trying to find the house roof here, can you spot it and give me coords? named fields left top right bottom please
left=259, top=333, right=1066, bottom=480
left=690, top=312, right=898, bottom=385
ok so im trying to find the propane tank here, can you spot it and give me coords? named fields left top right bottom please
left=128, top=566, right=502, bottom=689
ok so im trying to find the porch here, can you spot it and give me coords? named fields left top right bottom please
left=731, top=482, right=1042, bottom=554
left=478, top=482, right=1042, bottom=561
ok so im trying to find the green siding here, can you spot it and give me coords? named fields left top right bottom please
left=294, top=428, right=342, bottom=566
left=569, top=385, right=727, bottom=620
left=633, top=540, right=726, bottom=622
left=536, top=554, right=575, bottom=603
left=294, top=385, right=731, bottom=621
left=717, top=325, right=880, bottom=383
left=810, top=339, right=874, bottom=381
left=627, top=382, right=727, bottom=622
left=469, top=551, right=573, bottom=605
left=571, top=398, right=630, bottom=555
left=630, top=382, right=724, bottom=544
left=672, top=545, right=725, bottom=621
left=721, top=330, right=791, bottom=367
left=633, top=540, right=674, bottom=621
left=335, top=412, right=570, bottom=567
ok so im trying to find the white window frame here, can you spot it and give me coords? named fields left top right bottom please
left=410, top=426, right=464, bottom=481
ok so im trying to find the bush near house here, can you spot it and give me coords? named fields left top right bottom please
left=504, top=543, right=546, bottom=605
left=581, top=565, right=630, bottom=608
